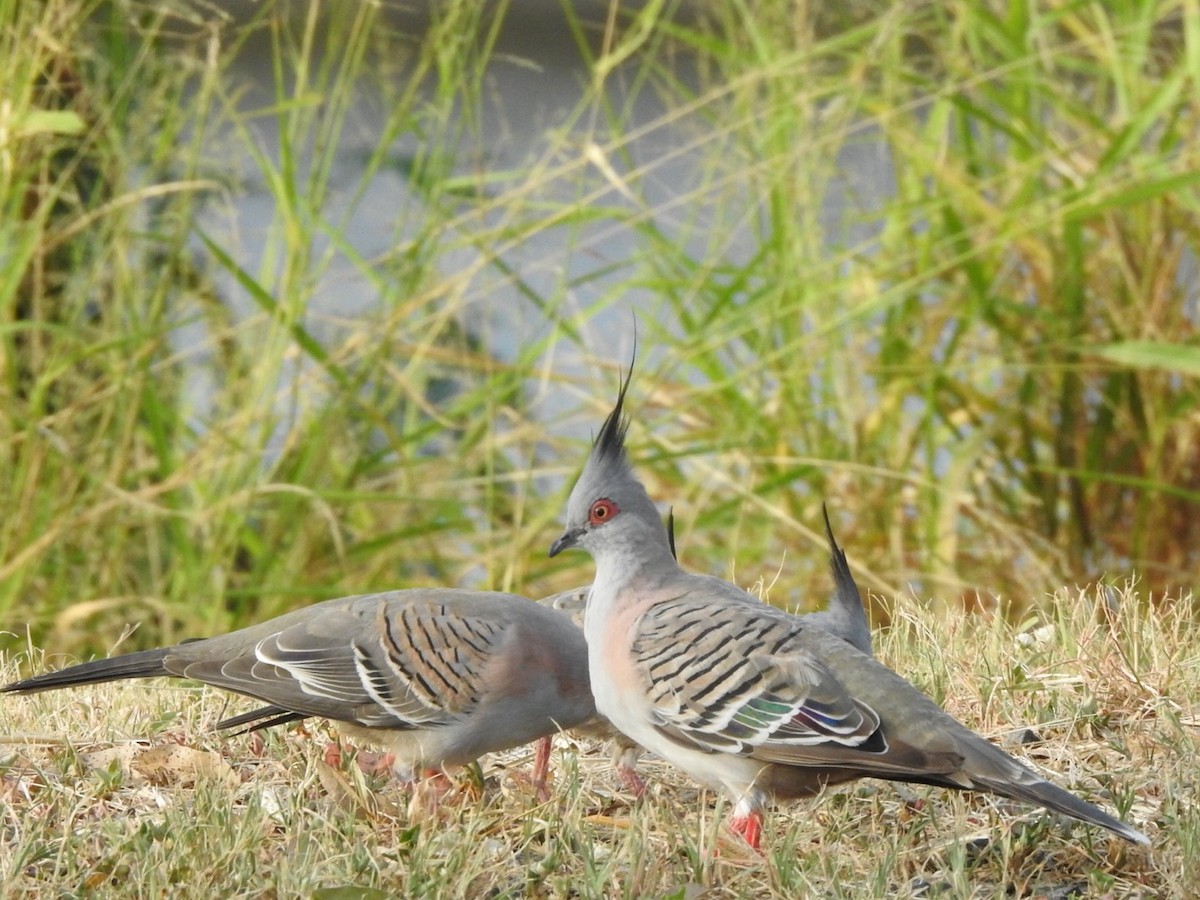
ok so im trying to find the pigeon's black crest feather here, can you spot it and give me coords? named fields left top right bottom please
left=592, top=353, right=635, bottom=468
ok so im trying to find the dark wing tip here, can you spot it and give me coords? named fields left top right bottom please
left=667, top=507, right=677, bottom=560
left=216, top=705, right=309, bottom=735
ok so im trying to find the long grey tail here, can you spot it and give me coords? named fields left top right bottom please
left=971, top=764, right=1149, bottom=845
left=947, top=735, right=1150, bottom=845
left=1, top=648, right=172, bottom=694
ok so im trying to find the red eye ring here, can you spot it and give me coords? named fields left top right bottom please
left=588, top=498, right=619, bottom=526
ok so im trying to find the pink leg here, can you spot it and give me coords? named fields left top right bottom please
left=531, top=736, right=552, bottom=802
left=727, top=808, right=764, bottom=851
left=325, top=741, right=395, bottom=778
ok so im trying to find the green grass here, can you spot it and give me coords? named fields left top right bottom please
left=1, top=583, right=1187, bottom=897
left=3, top=0, right=1199, bottom=651
left=1, top=0, right=1198, bottom=891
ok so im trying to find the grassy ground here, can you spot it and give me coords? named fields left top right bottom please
left=1, top=583, right=1189, bottom=898
left=3, top=0, right=1198, bottom=894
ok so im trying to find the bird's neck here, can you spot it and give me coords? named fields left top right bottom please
left=587, top=543, right=679, bottom=615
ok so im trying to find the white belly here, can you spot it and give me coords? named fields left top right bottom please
left=584, top=598, right=766, bottom=803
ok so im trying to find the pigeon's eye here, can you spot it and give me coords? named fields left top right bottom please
left=589, top=498, right=619, bottom=526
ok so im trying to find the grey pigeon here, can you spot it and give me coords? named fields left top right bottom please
left=545, top=506, right=876, bottom=796
left=549, top=371, right=1149, bottom=850
left=543, top=510, right=673, bottom=797
left=2, top=589, right=596, bottom=797
left=547, top=520, right=868, bottom=804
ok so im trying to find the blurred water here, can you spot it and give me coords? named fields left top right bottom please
left=183, top=2, right=896, bottom=445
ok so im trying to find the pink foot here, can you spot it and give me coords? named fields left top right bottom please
left=616, top=763, right=648, bottom=799
left=355, top=750, right=396, bottom=776
left=407, top=769, right=454, bottom=819
left=728, top=809, right=764, bottom=851
left=323, top=741, right=343, bottom=768
left=400, top=767, right=447, bottom=787
left=322, top=740, right=394, bottom=780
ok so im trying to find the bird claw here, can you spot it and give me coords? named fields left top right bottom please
left=354, top=750, right=395, bottom=777
left=616, top=764, right=648, bottom=799
left=405, top=770, right=454, bottom=820
left=323, top=741, right=343, bottom=768
left=727, top=810, right=764, bottom=852
left=504, top=764, right=553, bottom=803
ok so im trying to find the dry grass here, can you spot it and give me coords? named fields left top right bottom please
left=5, top=6, right=1196, bottom=894
left=1, top=583, right=1191, bottom=899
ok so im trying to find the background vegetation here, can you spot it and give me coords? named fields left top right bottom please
left=3, top=0, right=1199, bottom=655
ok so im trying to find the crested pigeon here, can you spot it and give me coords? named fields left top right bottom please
left=549, top=372, right=1149, bottom=850
left=544, top=505, right=876, bottom=797
left=541, top=509, right=683, bottom=798
left=2, top=588, right=596, bottom=798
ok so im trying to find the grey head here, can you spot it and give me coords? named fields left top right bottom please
left=549, top=366, right=673, bottom=572
left=542, top=508, right=679, bottom=620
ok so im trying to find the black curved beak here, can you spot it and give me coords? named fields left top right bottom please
left=549, top=527, right=584, bottom=558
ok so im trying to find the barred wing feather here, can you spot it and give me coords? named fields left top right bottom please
left=634, top=597, right=881, bottom=758
left=174, top=597, right=507, bottom=731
